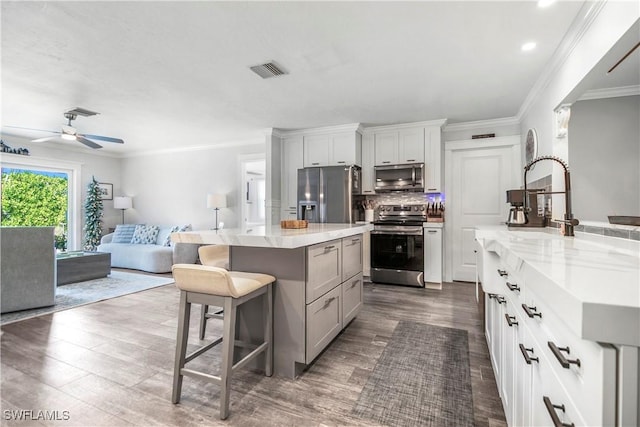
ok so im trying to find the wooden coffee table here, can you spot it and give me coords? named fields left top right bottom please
left=56, top=251, right=111, bottom=285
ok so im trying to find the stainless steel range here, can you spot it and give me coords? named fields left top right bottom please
left=370, top=204, right=426, bottom=287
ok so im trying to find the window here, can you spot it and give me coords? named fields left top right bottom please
left=0, top=156, right=81, bottom=250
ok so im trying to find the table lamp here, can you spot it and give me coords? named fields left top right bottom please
left=207, top=193, right=227, bottom=230
left=113, top=196, right=133, bottom=224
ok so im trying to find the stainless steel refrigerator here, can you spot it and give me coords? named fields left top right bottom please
left=297, top=165, right=361, bottom=223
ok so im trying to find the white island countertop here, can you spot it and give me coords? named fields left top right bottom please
left=476, top=226, right=640, bottom=346
left=172, top=223, right=373, bottom=249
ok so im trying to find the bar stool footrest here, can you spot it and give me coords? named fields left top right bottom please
left=185, top=337, right=224, bottom=363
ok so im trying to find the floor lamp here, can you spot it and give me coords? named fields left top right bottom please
left=114, top=196, right=133, bottom=224
left=207, top=194, right=227, bottom=231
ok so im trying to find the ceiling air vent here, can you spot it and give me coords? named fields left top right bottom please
left=250, top=62, right=287, bottom=79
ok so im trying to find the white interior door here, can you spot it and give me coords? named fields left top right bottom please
left=449, top=140, right=519, bottom=282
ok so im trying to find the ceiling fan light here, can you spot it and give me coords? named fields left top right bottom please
left=61, top=133, right=76, bottom=141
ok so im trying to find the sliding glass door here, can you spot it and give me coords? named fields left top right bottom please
left=1, top=156, right=81, bottom=250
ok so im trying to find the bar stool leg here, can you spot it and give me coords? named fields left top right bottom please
left=219, top=296, right=236, bottom=420
left=199, top=304, right=208, bottom=340
left=172, top=291, right=191, bottom=403
left=264, top=284, right=273, bottom=377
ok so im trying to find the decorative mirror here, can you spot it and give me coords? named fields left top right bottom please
left=525, top=128, right=538, bottom=168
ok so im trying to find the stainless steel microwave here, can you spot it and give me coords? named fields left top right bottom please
left=374, top=163, right=425, bottom=193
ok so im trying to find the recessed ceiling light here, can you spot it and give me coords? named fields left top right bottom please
left=521, top=42, right=537, bottom=52
left=537, top=0, right=556, bottom=7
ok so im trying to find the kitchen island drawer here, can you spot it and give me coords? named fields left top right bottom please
left=305, top=285, right=342, bottom=363
left=342, top=235, right=363, bottom=281
left=306, top=239, right=342, bottom=303
left=342, top=273, right=363, bottom=325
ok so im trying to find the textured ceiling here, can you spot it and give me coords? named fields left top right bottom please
left=1, top=1, right=588, bottom=155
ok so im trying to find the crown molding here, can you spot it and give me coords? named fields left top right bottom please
left=578, top=84, right=640, bottom=101
left=276, top=122, right=363, bottom=137
left=123, top=137, right=264, bottom=158
left=516, top=0, right=607, bottom=121
left=361, top=118, right=448, bottom=134
left=443, top=116, right=519, bottom=133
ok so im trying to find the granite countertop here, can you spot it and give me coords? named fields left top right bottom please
left=476, top=226, right=640, bottom=346
left=172, top=223, right=373, bottom=249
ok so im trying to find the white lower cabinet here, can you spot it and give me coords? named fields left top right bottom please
left=482, top=255, right=617, bottom=427
left=423, top=226, right=443, bottom=284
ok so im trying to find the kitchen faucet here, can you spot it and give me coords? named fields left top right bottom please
left=523, top=156, right=579, bottom=237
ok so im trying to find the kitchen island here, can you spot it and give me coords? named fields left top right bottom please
left=173, top=223, right=373, bottom=378
left=475, top=226, right=640, bottom=427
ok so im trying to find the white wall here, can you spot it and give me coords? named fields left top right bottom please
left=569, top=95, right=640, bottom=222
left=519, top=2, right=639, bottom=218
left=120, top=142, right=265, bottom=230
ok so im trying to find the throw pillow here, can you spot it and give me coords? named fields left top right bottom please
left=168, top=224, right=192, bottom=247
left=131, top=225, right=160, bottom=245
left=112, top=224, right=140, bottom=243
left=157, top=225, right=180, bottom=247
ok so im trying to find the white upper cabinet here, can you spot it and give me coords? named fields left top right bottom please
left=361, top=133, right=375, bottom=194
left=303, top=134, right=330, bottom=167
left=374, top=131, right=398, bottom=165
left=398, top=128, right=424, bottom=163
left=374, top=127, right=425, bottom=165
left=425, top=127, right=442, bottom=193
left=282, top=136, right=304, bottom=211
left=303, top=129, right=362, bottom=167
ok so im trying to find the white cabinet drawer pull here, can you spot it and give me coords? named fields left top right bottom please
left=519, top=344, right=539, bottom=364
left=497, top=269, right=508, bottom=277
left=506, top=282, right=520, bottom=292
left=496, top=296, right=506, bottom=305
left=382, top=161, right=391, bottom=164
left=324, top=245, right=335, bottom=251
left=312, top=162, right=320, bottom=165
left=548, top=341, right=581, bottom=369
left=323, top=296, right=336, bottom=307
left=543, top=396, right=575, bottom=427
left=350, top=279, right=359, bottom=289
left=522, top=304, right=542, bottom=318
left=487, top=293, right=497, bottom=300
left=337, top=161, right=346, bottom=164
left=505, top=314, right=518, bottom=327
left=406, top=159, right=416, bottom=162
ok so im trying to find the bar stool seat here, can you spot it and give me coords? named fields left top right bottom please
left=171, top=264, right=274, bottom=420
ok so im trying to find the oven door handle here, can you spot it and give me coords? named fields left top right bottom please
left=371, top=230, right=423, bottom=236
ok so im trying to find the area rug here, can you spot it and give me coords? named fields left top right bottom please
left=1, top=271, right=174, bottom=325
left=352, top=321, right=474, bottom=427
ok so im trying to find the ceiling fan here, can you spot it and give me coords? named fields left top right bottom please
left=24, top=107, right=124, bottom=149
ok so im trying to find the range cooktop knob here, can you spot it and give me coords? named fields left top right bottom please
left=420, top=206, right=425, bottom=211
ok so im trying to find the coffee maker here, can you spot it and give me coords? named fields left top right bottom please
left=506, top=189, right=547, bottom=228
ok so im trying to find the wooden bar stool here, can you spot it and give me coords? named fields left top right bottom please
left=197, top=245, right=230, bottom=339
left=171, top=264, right=274, bottom=420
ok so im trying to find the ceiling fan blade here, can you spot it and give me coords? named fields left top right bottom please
left=81, top=134, right=124, bottom=144
left=32, top=136, right=61, bottom=143
left=4, top=125, right=59, bottom=134
left=76, top=136, right=103, bottom=149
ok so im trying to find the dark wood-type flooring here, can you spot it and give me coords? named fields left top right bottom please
left=1, top=272, right=506, bottom=426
